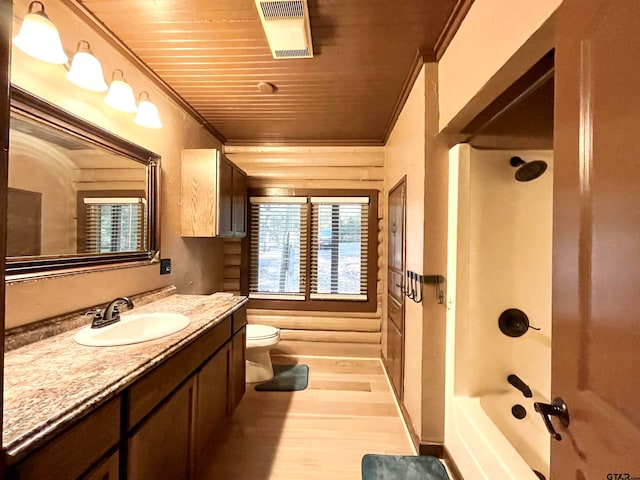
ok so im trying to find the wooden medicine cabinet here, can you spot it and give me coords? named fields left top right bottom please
left=180, top=149, right=247, bottom=238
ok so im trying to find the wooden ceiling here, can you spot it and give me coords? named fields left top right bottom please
left=74, top=0, right=467, bottom=145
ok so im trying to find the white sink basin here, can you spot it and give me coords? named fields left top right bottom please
left=74, top=312, right=190, bottom=347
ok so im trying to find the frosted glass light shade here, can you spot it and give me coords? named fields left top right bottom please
left=104, top=72, right=137, bottom=113
left=13, top=1, right=68, bottom=64
left=134, top=93, right=162, bottom=129
left=66, top=42, right=108, bottom=92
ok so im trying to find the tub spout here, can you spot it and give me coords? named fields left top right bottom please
left=507, top=374, right=532, bottom=398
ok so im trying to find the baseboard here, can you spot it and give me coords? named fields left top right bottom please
left=443, top=446, right=464, bottom=480
left=419, top=443, right=444, bottom=457
left=380, top=354, right=451, bottom=470
left=380, top=355, right=424, bottom=454
left=272, top=340, right=380, bottom=358
left=396, top=398, right=420, bottom=451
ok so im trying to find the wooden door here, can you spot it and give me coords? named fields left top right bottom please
left=128, top=379, right=194, bottom=480
left=386, top=177, right=406, bottom=400
left=553, top=0, right=640, bottom=477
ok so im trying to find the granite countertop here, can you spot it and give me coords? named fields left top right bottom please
left=3, top=293, right=248, bottom=462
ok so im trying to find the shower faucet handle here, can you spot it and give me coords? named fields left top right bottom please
left=534, top=397, right=570, bottom=441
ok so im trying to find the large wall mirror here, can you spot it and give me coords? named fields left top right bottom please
left=6, top=86, right=160, bottom=278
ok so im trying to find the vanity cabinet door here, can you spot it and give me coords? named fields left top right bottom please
left=128, top=379, right=194, bottom=480
left=81, top=450, right=119, bottom=480
left=229, top=326, right=246, bottom=413
left=193, top=344, right=231, bottom=478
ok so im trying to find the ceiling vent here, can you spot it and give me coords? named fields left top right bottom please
left=254, top=0, right=313, bottom=59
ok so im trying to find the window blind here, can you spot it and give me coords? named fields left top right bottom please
left=84, top=197, right=146, bottom=253
left=249, top=197, right=308, bottom=299
left=310, top=197, right=369, bottom=300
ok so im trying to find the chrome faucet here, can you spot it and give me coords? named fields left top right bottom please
left=86, top=297, right=134, bottom=329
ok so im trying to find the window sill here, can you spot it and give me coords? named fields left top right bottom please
left=249, top=293, right=305, bottom=301
left=248, top=296, right=377, bottom=313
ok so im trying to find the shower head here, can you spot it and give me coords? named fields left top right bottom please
left=510, top=156, right=547, bottom=182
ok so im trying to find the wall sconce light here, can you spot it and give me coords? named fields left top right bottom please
left=66, top=41, right=108, bottom=92
left=104, top=69, right=137, bottom=113
left=13, top=1, right=68, bottom=64
left=134, top=92, right=162, bottom=129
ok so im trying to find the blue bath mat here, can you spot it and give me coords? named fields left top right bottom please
left=361, top=454, right=449, bottom=480
left=254, top=364, right=309, bottom=391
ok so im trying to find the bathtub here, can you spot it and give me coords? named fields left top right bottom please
left=447, top=392, right=550, bottom=480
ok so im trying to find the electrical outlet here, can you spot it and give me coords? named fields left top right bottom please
left=160, top=258, right=171, bottom=275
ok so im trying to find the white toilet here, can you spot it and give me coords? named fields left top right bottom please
left=245, top=324, right=281, bottom=383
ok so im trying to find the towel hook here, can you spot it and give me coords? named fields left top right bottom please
left=423, top=275, right=445, bottom=305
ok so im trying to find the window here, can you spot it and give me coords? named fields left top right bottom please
left=83, top=197, right=147, bottom=253
left=249, top=197, right=308, bottom=299
left=249, top=190, right=377, bottom=312
left=310, top=197, right=369, bottom=300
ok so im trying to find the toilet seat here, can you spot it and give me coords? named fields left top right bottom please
left=247, top=324, right=279, bottom=340
left=246, top=324, right=280, bottom=348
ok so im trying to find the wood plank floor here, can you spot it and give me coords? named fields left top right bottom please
left=201, top=356, right=416, bottom=480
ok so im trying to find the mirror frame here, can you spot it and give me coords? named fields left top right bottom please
left=6, top=85, right=160, bottom=279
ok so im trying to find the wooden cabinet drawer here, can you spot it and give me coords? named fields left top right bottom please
left=128, top=316, right=231, bottom=428
left=11, top=398, right=120, bottom=480
left=232, top=305, right=247, bottom=333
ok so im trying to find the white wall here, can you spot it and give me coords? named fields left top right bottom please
left=384, top=66, right=426, bottom=436
left=465, top=148, right=553, bottom=398
left=438, top=0, right=560, bottom=132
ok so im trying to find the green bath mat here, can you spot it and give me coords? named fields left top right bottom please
left=254, top=364, right=309, bottom=391
left=361, top=454, right=449, bottom=480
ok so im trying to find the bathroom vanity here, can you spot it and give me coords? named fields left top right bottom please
left=3, top=293, right=248, bottom=480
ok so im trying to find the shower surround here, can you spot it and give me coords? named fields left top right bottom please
left=445, top=144, right=553, bottom=479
